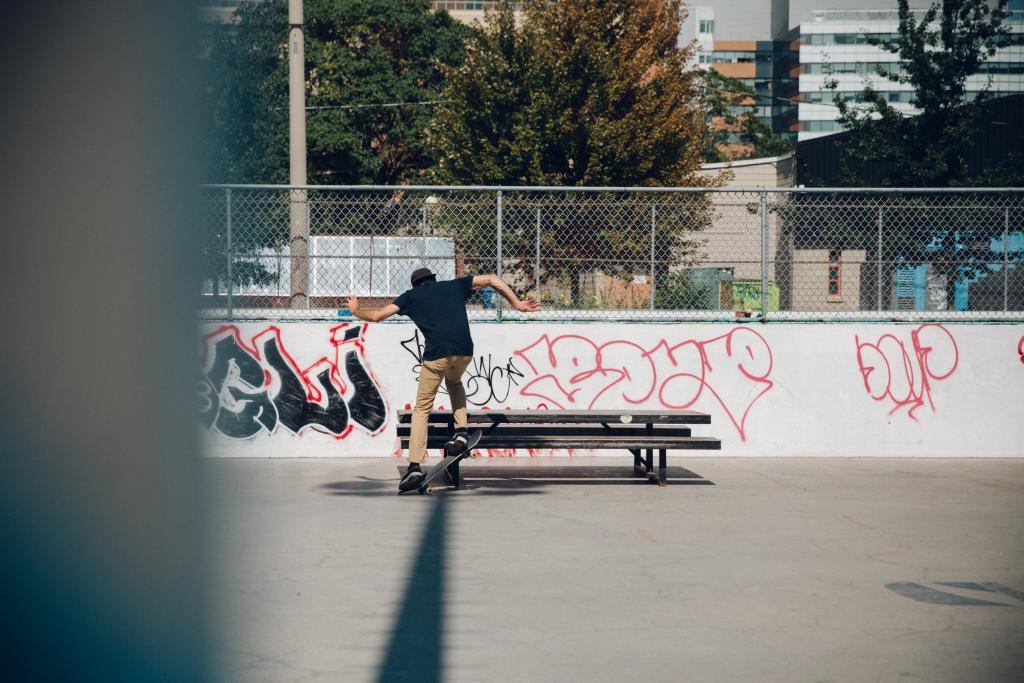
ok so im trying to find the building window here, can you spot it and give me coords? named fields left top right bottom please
left=699, top=19, right=714, bottom=34
left=431, top=1, right=498, bottom=10
left=804, top=62, right=904, bottom=76
left=804, top=61, right=1024, bottom=77
left=706, top=50, right=756, bottom=63
left=805, top=90, right=917, bottom=105
left=828, top=249, right=842, bottom=296
left=803, top=120, right=846, bottom=132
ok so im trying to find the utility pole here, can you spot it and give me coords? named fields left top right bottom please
left=288, top=0, right=309, bottom=309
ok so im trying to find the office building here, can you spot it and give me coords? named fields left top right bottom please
left=202, top=2, right=1024, bottom=145
left=431, top=1, right=494, bottom=25
left=680, top=1, right=800, bottom=143
left=684, top=1, right=1024, bottom=142
left=797, top=4, right=1024, bottom=140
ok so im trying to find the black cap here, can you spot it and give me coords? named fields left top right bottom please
left=410, top=267, right=436, bottom=287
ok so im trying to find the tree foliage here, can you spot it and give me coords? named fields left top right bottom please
left=201, top=0, right=468, bottom=184
left=427, top=0, right=708, bottom=186
left=700, top=69, right=792, bottom=163
left=797, top=0, right=1020, bottom=311
left=426, top=0, right=715, bottom=308
left=828, top=0, right=1012, bottom=187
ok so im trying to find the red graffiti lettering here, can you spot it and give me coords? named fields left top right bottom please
left=1018, top=336, right=1024, bottom=365
left=854, top=324, right=958, bottom=420
left=513, top=329, right=774, bottom=441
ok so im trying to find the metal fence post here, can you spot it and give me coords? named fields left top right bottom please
left=535, top=206, right=541, bottom=302
left=1004, top=207, right=1010, bottom=312
left=496, top=189, right=503, bottom=323
left=877, top=207, right=883, bottom=311
left=649, top=204, right=657, bottom=310
left=225, top=187, right=233, bottom=321
left=289, top=188, right=309, bottom=309
left=760, top=191, right=769, bottom=318
left=420, top=206, right=427, bottom=265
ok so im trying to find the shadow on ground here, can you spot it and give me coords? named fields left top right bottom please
left=318, top=465, right=714, bottom=497
left=368, top=465, right=715, bottom=679
left=375, top=496, right=448, bottom=682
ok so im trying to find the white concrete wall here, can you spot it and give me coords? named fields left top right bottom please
left=201, top=321, right=1024, bottom=458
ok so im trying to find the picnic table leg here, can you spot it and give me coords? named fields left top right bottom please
left=632, top=449, right=642, bottom=474
left=658, top=448, right=667, bottom=487
left=449, top=458, right=461, bottom=489
left=645, top=423, right=653, bottom=475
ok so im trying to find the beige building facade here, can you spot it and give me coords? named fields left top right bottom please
left=697, top=153, right=867, bottom=313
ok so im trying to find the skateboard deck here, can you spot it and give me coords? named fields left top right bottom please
left=415, top=429, right=482, bottom=494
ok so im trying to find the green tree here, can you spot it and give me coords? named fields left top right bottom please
left=789, top=0, right=1020, bottom=312
left=828, top=0, right=1011, bottom=187
left=428, top=0, right=707, bottom=186
left=427, top=0, right=713, bottom=308
left=202, top=0, right=468, bottom=184
left=700, top=69, right=792, bottom=163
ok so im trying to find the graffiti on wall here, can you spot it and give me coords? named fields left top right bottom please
left=400, top=329, right=525, bottom=405
left=1018, top=336, right=1024, bottom=365
left=512, top=328, right=774, bottom=441
left=200, top=323, right=388, bottom=439
left=854, top=324, right=958, bottom=420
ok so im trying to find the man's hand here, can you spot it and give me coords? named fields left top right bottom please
left=347, top=295, right=360, bottom=314
left=472, top=274, right=541, bottom=313
left=514, top=298, right=541, bottom=313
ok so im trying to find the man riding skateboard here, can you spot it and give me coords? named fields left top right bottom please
left=348, top=268, right=540, bottom=492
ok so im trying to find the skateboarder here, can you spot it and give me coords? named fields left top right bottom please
left=348, top=268, right=540, bottom=492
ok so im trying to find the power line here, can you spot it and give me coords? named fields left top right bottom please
left=302, top=91, right=828, bottom=113
left=304, top=99, right=450, bottom=111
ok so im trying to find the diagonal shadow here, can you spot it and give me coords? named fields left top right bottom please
left=375, top=496, right=448, bottom=682
left=432, top=464, right=715, bottom=488
left=318, top=465, right=713, bottom=498
left=317, top=480, right=544, bottom=497
left=886, top=582, right=1009, bottom=606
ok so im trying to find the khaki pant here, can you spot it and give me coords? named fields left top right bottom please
left=408, top=355, right=472, bottom=463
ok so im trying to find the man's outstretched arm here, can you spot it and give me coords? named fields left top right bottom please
left=471, top=274, right=540, bottom=313
left=347, top=296, right=400, bottom=323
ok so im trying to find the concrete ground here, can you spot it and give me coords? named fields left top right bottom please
left=209, top=457, right=1024, bottom=682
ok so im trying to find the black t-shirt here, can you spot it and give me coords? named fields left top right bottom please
left=393, top=276, right=475, bottom=361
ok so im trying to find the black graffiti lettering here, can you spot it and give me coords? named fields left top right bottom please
left=345, top=349, right=387, bottom=432
left=263, top=337, right=350, bottom=435
left=205, top=335, right=280, bottom=439
left=207, top=335, right=264, bottom=390
left=213, top=362, right=278, bottom=438
left=202, top=325, right=388, bottom=440
left=400, top=330, right=424, bottom=376
left=198, top=377, right=218, bottom=429
left=400, top=329, right=523, bottom=407
left=463, top=355, right=525, bottom=406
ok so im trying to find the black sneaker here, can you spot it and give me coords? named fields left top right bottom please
left=399, top=463, right=424, bottom=493
left=444, top=429, right=470, bottom=458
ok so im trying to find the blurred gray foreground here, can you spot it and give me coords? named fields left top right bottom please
left=211, top=457, right=1024, bottom=683
left=0, top=1, right=207, bottom=680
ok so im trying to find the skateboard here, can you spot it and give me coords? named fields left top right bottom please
left=415, top=429, right=482, bottom=495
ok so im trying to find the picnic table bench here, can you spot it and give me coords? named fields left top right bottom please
left=397, top=409, right=721, bottom=487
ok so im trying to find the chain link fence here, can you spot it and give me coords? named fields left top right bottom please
left=200, top=185, right=1024, bottom=321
